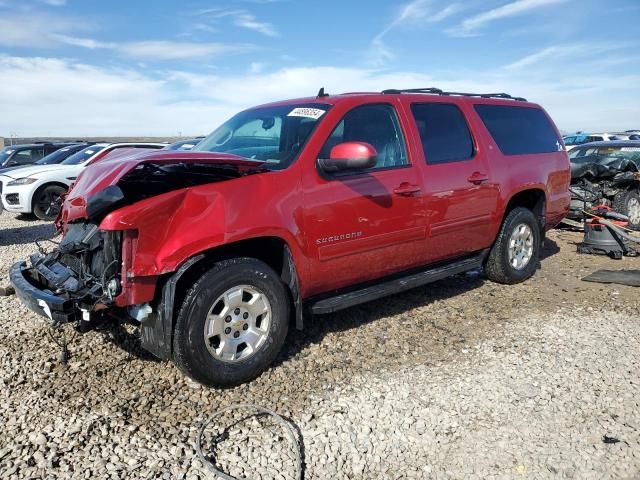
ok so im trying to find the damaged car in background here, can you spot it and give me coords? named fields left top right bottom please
left=568, top=141, right=640, bottom=229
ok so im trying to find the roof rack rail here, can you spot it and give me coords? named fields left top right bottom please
left=381, top=87, right=527, bottom=102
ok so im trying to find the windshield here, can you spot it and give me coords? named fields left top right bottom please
left=569, top=146, right=640, bottom=163
left=36, top=145, right=83, bottom=165
left=61, top=145, right=103, bottom=165
left=193, top=104, right=330, bottom=170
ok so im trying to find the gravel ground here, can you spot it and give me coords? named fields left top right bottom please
left=0, top=212, right=639, bottom=479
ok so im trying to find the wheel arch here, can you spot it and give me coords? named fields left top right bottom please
left=140, top=235, right=304, bottom=360
left=30, top=181, right=70, bottom=210
left=503, top=188, right=547, bottom=233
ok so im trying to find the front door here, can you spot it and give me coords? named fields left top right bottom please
left=301, top=103, right=426, bottom=296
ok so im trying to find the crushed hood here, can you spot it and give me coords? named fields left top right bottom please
left=60, top=150, right=267, bottom=224
left=571, top=155, right=639, bottom=180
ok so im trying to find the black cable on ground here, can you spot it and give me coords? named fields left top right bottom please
left=196, top=404, right=303, bottom=480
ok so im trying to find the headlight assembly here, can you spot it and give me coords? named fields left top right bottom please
left=7, top=177, right=37, bottom=186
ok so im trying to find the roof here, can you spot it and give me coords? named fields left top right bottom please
left=255, top=88, right=538, bottom=110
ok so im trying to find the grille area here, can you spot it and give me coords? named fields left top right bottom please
left=5, top=193, right=19, bottom=205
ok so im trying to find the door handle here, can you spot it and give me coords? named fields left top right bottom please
left=393, top=183, right=421, bottom=196
left=467, top=172, right=488, bottom=185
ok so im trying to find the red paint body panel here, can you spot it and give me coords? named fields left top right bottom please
left=57, top=93, right=570, bottom=306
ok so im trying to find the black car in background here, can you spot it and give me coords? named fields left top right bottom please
left=0, top=142, right=76, bottom=169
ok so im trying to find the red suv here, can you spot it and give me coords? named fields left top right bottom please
left=11, top=87, right=570, bottom=386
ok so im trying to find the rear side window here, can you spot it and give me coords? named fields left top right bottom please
left=411, top=103, right=474, bottom=164
left=474, top=104, right=560, bottom=155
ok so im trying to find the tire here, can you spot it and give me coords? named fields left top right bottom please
left=32, top=184, right=67, bottom=221
left=173, top=257, right=290, bottom=387
left=613, top=189, right=640, bottom=231
left=485, top=207, right=541, bottom=285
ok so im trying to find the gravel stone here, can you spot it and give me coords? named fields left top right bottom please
left=1, top=213, right=639, bottom=479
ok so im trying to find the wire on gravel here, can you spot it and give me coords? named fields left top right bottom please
left=196, top=404, right=303, bottom=480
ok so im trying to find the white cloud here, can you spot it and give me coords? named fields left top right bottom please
left=118, top=41, right=252, bottom=60
left=371, top=1, right=462, bottom=65
left=0, top=13, right=74, bottom=47
left=51, top=34, right=116, bottom=49
left=0, top=12, right=252, bottom=62
left=195, top=8, right=278, bottom=37
left=450, top=0, right=567, bottom=36
left=504, top=43, right=631, bottom=70
left=0, top=55, right=638, bottom=136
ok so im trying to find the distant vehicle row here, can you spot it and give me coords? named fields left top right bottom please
left=563, top=131, right=640, bottom=150
left=0, top=138, right=203, bottom=220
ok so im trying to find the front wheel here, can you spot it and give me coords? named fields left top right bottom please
left=485, top=207, right=541, bottom=285
left=33, top=185, right=67, bottom=221
left=173, top=258, right=290, bottom=387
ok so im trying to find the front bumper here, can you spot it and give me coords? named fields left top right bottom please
left=2, top=191, right=30, bottom=213
left=10, top=261, right=75, bottom=323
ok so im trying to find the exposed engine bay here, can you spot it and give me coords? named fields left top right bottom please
left=25, top=223, right=121, bottom=321
left=84, top=161, right=266, bottom=221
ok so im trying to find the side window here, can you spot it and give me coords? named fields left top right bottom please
left=564, top=136, right=575, bottom=145
left=320, top=104, right=408, bottom=170
left=588, top=136, right=603, bottom=142
left=14, top=148, right=44, bottom=164
left=411, top=103, right=474, bottom=164
left=474, top=104, right=560, bottom=155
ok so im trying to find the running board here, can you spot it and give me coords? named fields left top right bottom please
left=309, top=253, right=486, bottom=315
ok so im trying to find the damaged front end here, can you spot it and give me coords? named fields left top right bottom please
left=569, top=155, right=640, bottom=221
left=11, top=223, right=122, bottom=325
left=11, top=150, right=267, bottom=333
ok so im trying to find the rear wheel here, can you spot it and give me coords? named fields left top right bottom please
left=485, top=207, right=541, bottom=285
left=613, top=189, right=640, bottom=230
left=173, top=258, right=289, bottom=387
left=33, top=185, right=67, bottom=221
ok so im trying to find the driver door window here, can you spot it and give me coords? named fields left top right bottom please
left=319, top=104, right=408, bottom=171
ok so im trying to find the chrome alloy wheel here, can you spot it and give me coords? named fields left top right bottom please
left=627, top=197, right=640, bottom=225
left=203, top=285, right=271, bottom=363
left=508, top=223, right=534, bottom=270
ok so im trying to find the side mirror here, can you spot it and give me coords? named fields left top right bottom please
left=318, top=142, right=377, bottom=173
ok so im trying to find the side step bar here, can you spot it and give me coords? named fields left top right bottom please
left=308, top=252, right=486, bottom=315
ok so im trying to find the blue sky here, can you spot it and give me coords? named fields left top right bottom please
left=0, top=0, right=638, bottom=136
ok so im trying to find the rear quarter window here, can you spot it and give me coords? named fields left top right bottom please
left=474, top=104, right=560, bottom=155
left=411, top=103, right=474, bottom=164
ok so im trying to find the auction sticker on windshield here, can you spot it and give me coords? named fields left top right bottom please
left=621, top=147, right=640, bottom=152
left=287, top=108, right=325, bottom=120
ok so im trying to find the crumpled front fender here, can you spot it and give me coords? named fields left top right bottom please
left=99, top=188, right=225, bottom=277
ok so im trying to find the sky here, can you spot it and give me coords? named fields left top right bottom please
left=0, top=0, right=638, bottom=136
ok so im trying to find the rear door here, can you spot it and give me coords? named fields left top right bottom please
left=301, top=102, right=426, bottom=295
left=408, top=102, right=500, bottom=262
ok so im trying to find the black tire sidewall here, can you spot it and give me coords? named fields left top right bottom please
left=499, top=209, right=540, bottom=282
left=486, top=207, right=541, bottom=284
left=33, top=185, right=66, bottom=221
left=173, top=258, right=289, bottom=387
left=614, top=189, right=640, bottom=230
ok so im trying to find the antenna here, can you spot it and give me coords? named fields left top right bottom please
left=317, top=87, right=329, bottom=98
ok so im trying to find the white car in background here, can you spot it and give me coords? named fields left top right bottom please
left=563, top=132, right=630, bottom=150
left=0, top=142, right=165, bottom=220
